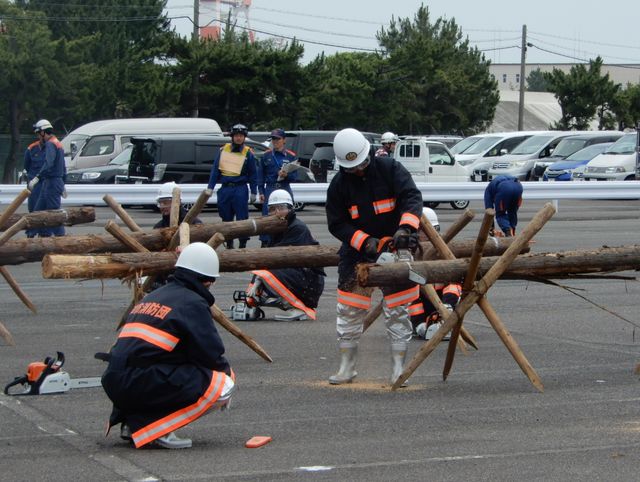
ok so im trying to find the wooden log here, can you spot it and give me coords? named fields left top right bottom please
left=103, top=194, right=142, bottom=232
left=359, top=244, right=640, bottom=287
left=210, top=305, right=273, bottom=363
left=392, top=203, right=556, bottom=390
left=0, top=218, right=27, bottom=247
left=207, top=232, right=226, bottom=249
left=0, top=207, right=95, bottom=231
left=179, top=222, right=190, bottom=249
left=0, top=266, right=37, bottom=314
left=1, top=215, right=288, bottom=266
left=105, top=220, right=149, bottom=253
left=169, top=186, right=181, bottom=228
left=422, top=284, right=478, bottom=350
left=422, top=209, right=475, bottom=260
left=0, top=319, right=15, bottom=346
left=167, top=189, right=212, bottom=250
left=0, top=189, right=30, bottom=230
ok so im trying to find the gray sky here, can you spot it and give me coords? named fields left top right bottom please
left=165, top=0, right=640, bottom=65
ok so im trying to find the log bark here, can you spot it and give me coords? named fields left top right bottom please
left=0, top=189, right=30, bottom=229
left=359, top=244, right=640, bottom=287
left=42, top=239, right=524, bottom=279
left=0, top=207, right=95, bottom=231
left=0, top=266, right=37, bottom=313
left=103, top=195, right=141, bottom=232
left=1, top=215, right=288, bottom=266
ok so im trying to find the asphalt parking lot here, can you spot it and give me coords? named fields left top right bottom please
left=1, top=199, right=639, bottom=481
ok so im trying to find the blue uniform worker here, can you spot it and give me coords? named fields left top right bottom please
left=484, top=175, right=523, bottom=237
left=207, top=124, right=257, bottom=249
left=23, top=137, right=46, bottom=237
left=257, top=128, right=298, bottom=246
left=29, top=119, right=66, bottom=237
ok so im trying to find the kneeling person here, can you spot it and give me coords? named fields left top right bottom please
left=101, top=243, right=235, bottom=449
left=246, top=189, right=325, bottom=321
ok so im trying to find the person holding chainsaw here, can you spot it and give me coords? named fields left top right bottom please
left=484, top=175, right=523, bottom=237
left=100, top=242, right=235, bottom=450
left=242, top=189, right=325, bottom=321
left=409, top=208, right=462, bottom=340
left=325, top=128, right=423, bottom=386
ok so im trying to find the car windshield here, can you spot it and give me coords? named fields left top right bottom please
left=460, top=136, right=506, bottom=155
left=549, top=138, right=589, bottom=158
left=450, top=136, right=483, bottom=154
left=60, top=133, right=89, bottom=156
left=511, top=135, right=555, bottom=155
left=108, top=145, right=133, bottom=165
left=565, top=143, right=612, bottom=161
left=604, top=133, right=636, bottom=154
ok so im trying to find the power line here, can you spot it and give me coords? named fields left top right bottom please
left=527, top=43, right=640, bottom=69
left=528, top=35, right=640, bottom=64
left=530, top=30, right=640, bottom=52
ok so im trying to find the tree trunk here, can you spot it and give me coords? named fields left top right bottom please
left=0, top=215, right=287, bottom=266
left=0, top=208, right=95, bottom=231
left=360, top=245, right=640, bottom=287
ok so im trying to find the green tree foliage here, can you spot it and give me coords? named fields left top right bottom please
left=543, top=57, right=620, bottom=130
left=526, top=68, right=548, bottom=92
left=376, top=6, right=499, bottom=134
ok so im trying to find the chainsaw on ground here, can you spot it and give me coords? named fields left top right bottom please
left=228, top=290, right=265, bottom=321
left=4, top=352, right=102, bottom=396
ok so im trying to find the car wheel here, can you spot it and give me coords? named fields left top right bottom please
left=450, top=200, right=470, bottom=210
left=424, top=202, right=440, bottom=209
left=294, top=201, right=305, bottom=212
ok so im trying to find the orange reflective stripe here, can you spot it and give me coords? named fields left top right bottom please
left=408, top=302, right=424, bottom=316
left=252, top=270, right=316, bottom=319
left=384, top=285, right=420, bottom=308
left=400, top=212, right=420, bottom=229
left=349, top=205, right=359, bottom=219
left=132, top=370, right=227, bottom=448
left=350, top=230, right=368, bottom=250
left=443, top=284, right=462, bottom=297
left=119, top=322, right=179, bottom=351
left=373, top=197, right=396, bottom=214
left=337, top=289, right=371, bottom=309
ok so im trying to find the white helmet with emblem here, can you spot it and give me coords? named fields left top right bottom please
left=33, top=119, right=53, bottom=133
left=267, top=189, right=293, bottom=207
left=175, top=242, right=220, bottom=278
left=333, top=128, right=371, bottom=169
left=156, top=181, right=179, bottom=202
left=423, top=207, right=439, bottom=228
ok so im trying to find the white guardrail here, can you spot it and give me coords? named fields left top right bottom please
left=1, top=181, right=640, bottom=206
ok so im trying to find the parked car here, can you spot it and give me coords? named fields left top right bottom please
left=423, top=135, right=464, bottom=148
left=531, top=132, right=623, bottom=180
left=450, top=135, right=483, bottom=155
left=486, top=131, right=577, bottom=181
left=65, top=144, right=132, bottom=184
left=543, top=143, right=614, bottom=181
left=457, top=131, right=541, bottom=182
left=583, top=132, right=638, bottom=181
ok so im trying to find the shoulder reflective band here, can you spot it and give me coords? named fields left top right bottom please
left=400, top=212, right=420, bottom=229
left=373, top=198, right=396, bottom=214
left=384, top=285, right=420, bottom=308
left=408, top=302, right=425, bottom=316
left=119, top=322, right=179, bottom=351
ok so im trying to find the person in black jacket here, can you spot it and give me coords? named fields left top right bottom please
left=153, top=182, right=202, bottom=229
left=245, top=189, right=325, bottom=321
left=101, top=243, right=234, bottom=449
left=325, top=128, right=423, bottom=386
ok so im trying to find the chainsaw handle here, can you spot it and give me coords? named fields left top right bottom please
left=4, top=375, right=28, bottom=395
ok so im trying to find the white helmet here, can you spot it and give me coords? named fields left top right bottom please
left=423, top=207, right=439, bottom=228
left=267, top=189, right=293, bottom=207
left=156, top=181, right=179, bottom=202
left=381, top=131, right=398, bottom=144
left=333, top=128, right=371, bottom=168
left=175, top=242, right=220, bottom=278
left=33, top=119, right=53, bottom=133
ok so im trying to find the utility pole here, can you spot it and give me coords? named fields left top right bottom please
left=517, top=24, right=527, bottom=131
left=636, top=121, right=640, bottom=180
left=191, top=0, right=200, bottom=117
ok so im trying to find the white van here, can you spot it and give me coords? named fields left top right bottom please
left=62, top=118, right=222, bottom=170
left=583, top=132, right=638, bottom=181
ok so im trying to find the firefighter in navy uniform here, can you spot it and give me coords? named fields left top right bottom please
left=409, top=208, right=462, bottom=340
left=245, top=189, right=325, bottom=321
left=325, top=128, right=423, bottom=386
left=101, top=243, right=235, bottom=449
left=484, top=175, right=523, bottom=237
left=22, top=123, right=47, bottom=237
left=207, top=124, right=258, bottom=249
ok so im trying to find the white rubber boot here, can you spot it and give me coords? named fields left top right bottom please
left=154, top=431, right=192, bottom=449
left=329, top=341, right=358, bottom=385
left=390, top=343, right=408, bottom=387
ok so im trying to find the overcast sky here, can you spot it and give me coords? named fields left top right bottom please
left=165, top=0, right=640, bottom=66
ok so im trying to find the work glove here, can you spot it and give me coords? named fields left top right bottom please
left=61, top=188, right=68, bottom=199
left=27, top=176, right=39, bottom=192
left=363, top=237, right=380, bottom=260
left=392, top=227, right=418, bottom=251
left=249, top=193, right=256, bottom=204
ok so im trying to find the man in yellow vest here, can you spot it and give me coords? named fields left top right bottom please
left=207, top=124, right=258, bottom=249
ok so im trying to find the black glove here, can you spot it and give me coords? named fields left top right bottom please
left=363, top=237, right=379, bottom=259
left=392, top=227, right=413, bottom=249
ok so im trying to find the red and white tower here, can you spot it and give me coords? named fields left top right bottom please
left=199, top=0, right=254, bottom=42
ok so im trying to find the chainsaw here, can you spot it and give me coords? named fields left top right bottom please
left=4, top=352, right=102, bottom=396
left=375, top=233, right=427, bottom=284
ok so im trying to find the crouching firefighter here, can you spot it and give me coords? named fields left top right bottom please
left=410, top=208, right=462, bottom=340
left=325, top=128, right=423, bottom=386
left=99, top=243, right=235, bottom=449
left=243, top=189, right=325, bottom=321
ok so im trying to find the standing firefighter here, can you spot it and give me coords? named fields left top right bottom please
left=27, top=119, right=67, bottom=237
left=207, top=123, right=258, bottom=249
left=245, top=189, right=325, bottom=321
left=101, top=243, right=235, bottom=449
left=484, top=175, right=524, bottom=237
left=325, top=128, right=423, bottom=386
left=375, top=131, right=399, bottom=157
left=22, top=124, right=47, bottom=237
